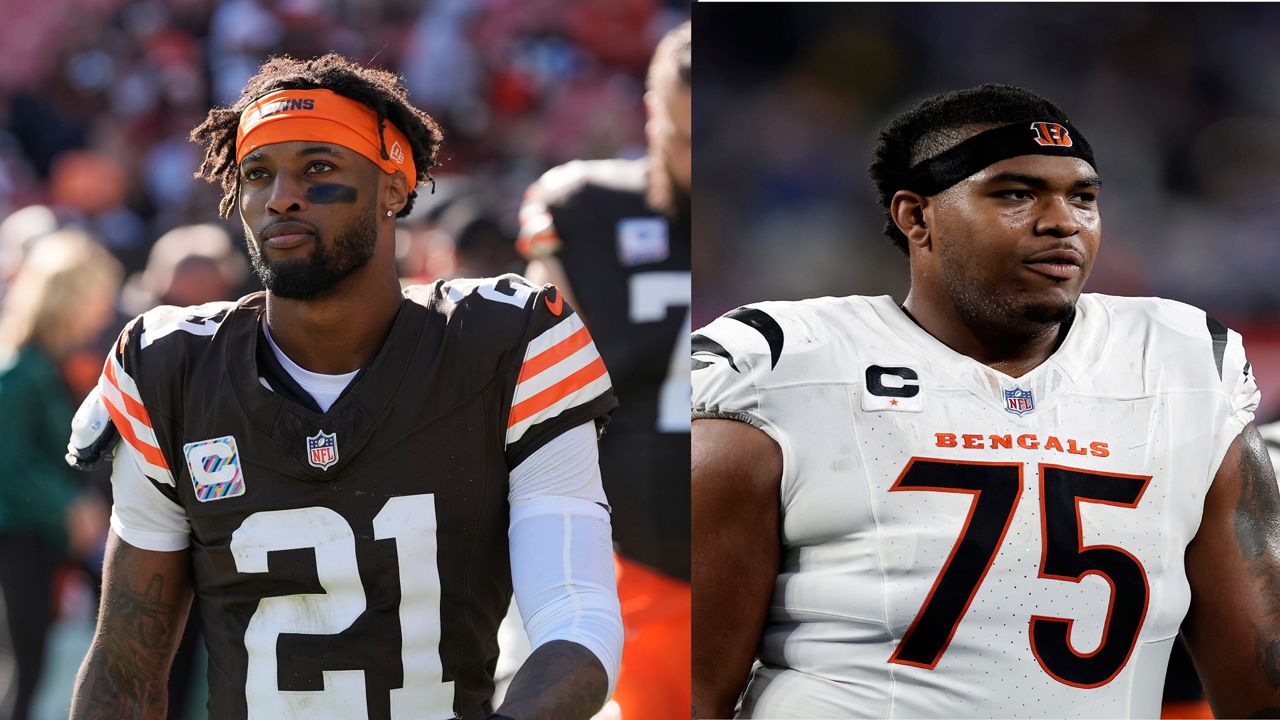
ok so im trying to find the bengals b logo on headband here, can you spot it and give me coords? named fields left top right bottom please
left=1030, top=122, right=1073, bottom=148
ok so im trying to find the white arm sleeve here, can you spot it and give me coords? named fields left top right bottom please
left=109, top=438, right=190, bottom=551
left=508, top=422, right=623, bottom=697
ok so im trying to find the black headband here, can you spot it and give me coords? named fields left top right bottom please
left=902, top=121, right=1096, bottom=196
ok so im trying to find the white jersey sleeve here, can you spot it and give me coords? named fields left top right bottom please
left=109, top=431, right=190, bottom=551
left=69, top=365, right=191, bottom=552
left=692, top=304, right=788, bottom=431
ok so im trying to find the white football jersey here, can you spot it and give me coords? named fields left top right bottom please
left=692, top=293, right=1257, bottom=719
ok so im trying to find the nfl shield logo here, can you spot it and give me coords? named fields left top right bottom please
left=307, top=430, right=339, bottom=470
left=1004, top=387, right=1035, bottom=416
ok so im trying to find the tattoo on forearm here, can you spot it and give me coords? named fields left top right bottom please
left=1234, top=428, right=1280, bottom=691
left=76, top=573, right=178, bottom=717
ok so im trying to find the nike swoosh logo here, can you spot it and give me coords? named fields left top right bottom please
left=545, top=289, right=564, bottom=316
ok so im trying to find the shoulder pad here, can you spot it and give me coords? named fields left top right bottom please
left=1095, top=294, right=1248, bottom=385
left=693, top=304, right=790, bottom=423
left=134, top=300, right=237, bottom=351
left=408, top=275, right=553, bottom=354
left=66, top=385, right=118, bottom=470
left=693, top=304, right=787, bottom=375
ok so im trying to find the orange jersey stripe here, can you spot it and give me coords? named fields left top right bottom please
left=508, top=357, right=607, bottom=428
left=101, top=392, right=170, bottom=472
left=517, top=326, right=592, bottom=385
left=515, top=227, right=561, bottom=259
left=105, top=357, right=154, bottom=431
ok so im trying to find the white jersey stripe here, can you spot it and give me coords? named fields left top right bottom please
left=139, top=301, right=233, bottom=349
left=523, top=313, right=586, bottom=360
left=506, top=373, right=611, bottom=446
left=512, top=342, right=603, bottom=407
left=101, top=356, right=174, bottom=486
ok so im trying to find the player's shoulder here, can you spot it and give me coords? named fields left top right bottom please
left=117, top=294, right=252, bottom=367
left=527, top=158, right=646, bottom=205
left=1084, top=293, right=1247, bottom=383
left=693, top=294, right=887, bottom=384
left=1086, top=293, right=1218, bottom=334
left=404, top=274, right=566, bottom=352
left=405, top=274, right=543, bottom=318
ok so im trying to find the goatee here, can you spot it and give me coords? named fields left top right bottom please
left=248, top=209, right=378, bottom=300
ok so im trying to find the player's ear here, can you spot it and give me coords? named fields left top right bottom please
left=891, top=189, right=932, bottom=251
left=383, top=170, right=409, bottom=217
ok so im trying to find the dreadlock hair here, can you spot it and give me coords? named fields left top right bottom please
left=868, top=84, right=1072, bottom=255
left=190, top=53, right=444, bottom=219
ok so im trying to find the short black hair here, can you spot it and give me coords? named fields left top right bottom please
left=190, top=53, right=444, bottom=219
left=869, top=84, right=1072, bottom=254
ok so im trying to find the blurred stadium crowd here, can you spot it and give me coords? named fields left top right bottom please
left=694, top=3, right=1280, bottom=422
left=0, top=1, right=685, bottom=717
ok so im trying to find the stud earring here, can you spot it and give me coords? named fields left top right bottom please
left=386, top=210, right=394, bottom=217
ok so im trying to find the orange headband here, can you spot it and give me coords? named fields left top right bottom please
left=236, top=88, right=416, bottom=184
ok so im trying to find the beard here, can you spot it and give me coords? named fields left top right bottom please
left=938, top=240, right=1077, bottom=333
left=247, top=206, right=378, bottom=300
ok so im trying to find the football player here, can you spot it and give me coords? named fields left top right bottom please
left=692, top=84, right=1280, bottom=717
left=65, top=54, right=622, bottom=720
left=517, top=20, right=691, bottom=720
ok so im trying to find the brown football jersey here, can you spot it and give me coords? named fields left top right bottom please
left=519, top=158, right=691, bottom=580
left=84, top=275, right=616, bottom=720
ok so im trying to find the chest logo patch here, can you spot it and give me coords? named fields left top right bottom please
left=307, top=430, right=339, bottom=470
left=1004, top=387, right=1036, bottom=416
left=183, top=436, right=245, bottom=502
left=861, top=364, right=924, bottom=412
left=616, top=216, right=669, bottom=266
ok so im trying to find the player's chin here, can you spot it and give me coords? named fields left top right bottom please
left=1018, top=289, right=1078, bottom=325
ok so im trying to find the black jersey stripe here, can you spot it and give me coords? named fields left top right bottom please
left=1206, top=315, right=1228, bottom=379
left=725, top=307, right=784, bottom=369
left=692, top=333, right=738, bottom=372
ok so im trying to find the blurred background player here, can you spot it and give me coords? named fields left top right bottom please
left=513, top=19, right=690, bottom=720
left=0, top=229, right=119, bottom=720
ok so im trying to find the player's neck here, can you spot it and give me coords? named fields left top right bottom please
left=264, top=262, right=403, bottom=375
left=901, top=291, right=1068, bottom=378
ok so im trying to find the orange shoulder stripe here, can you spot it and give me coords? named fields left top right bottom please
left=100, top=393, right=170, bottom=472
left=508, top=357, right=607, bottom=428
left=104, top=356, right=155, bottom=431
left=517, top=325, right=592, bottom=385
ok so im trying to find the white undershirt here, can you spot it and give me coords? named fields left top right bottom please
left=261, top=320, right=359, bottom=413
